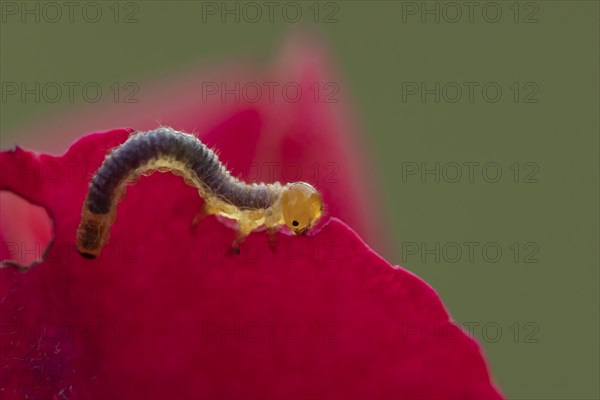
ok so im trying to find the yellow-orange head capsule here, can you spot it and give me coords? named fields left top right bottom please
left=280, top=182, right=323, bottom=235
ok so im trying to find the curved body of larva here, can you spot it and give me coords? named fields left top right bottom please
left=76, top=127, right=323, bottom=259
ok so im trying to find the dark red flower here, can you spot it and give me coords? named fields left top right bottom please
left=0, top=39, right=502, bottom=399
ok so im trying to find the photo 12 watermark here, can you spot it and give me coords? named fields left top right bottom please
left=401, top=241, right=541, bottom=264
left=199, top=1, right=340, bottom=24
left=400, top=321, right=540, bottom=344
left=400, top=162, right=540, bottom=184
left=0, top=321, right=140, bottom=346
left=1, top=81, right=140, bottom=104
left=0, top=160, right=340, bottom=186
left=200, top=81, right=340, bottom=104
left=400, top=2, right=540, bottom=24
left=198, top=320, right=340, bottom=345
left=1, top=240, right=144, bottom=268
left=1, top=1, right=141, bottom=23
left=401, top=81, right=540, bottom=104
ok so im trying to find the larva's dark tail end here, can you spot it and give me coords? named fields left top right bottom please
left=76, top=205, right=113, bottom=259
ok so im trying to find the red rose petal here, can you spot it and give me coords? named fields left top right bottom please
left=5, top=37, right=388, bottom=255
left=0, top=191, right=53, bottom=268
left=0, top=129, right=502, bottom=399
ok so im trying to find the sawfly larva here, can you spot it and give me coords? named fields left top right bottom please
left=76, top=127, right=324, bottom=259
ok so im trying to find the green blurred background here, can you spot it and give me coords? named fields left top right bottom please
left=1, top=1, right=598, bottom=398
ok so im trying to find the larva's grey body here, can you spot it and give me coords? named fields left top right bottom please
left=76, top=127, right=323, bottom=259
left=87, top=127, right=274, bottom=214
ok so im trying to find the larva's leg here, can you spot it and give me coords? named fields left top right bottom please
left=191, top=203, right=217, bottom=227
left=229, top=223, right=254, bottom=255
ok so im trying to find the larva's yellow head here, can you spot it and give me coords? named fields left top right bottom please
left=281, top=182, right=323, bottom=235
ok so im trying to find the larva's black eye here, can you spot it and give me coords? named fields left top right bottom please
left=292, top=220, right=299, bottom=227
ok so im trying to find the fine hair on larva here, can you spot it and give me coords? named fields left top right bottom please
left=76, top=127, right=324, bottom=259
